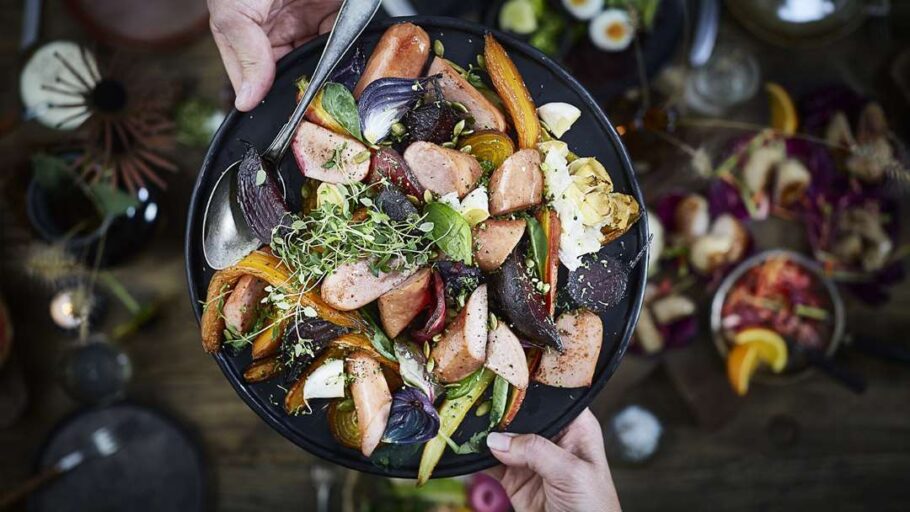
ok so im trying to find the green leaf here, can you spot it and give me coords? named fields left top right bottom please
left=446, top=369, right=484, bottom=400
left=31, top=153, right=72, bottom=191
left=362, top=309, right=396, bottom=361
left=322, top=82, right=362, bottom=141
left=88, top=183, right=139, bottom=219
left=425, top=202, right=472, bottom=264
left=526, top=216, right=547, bottom=279
left=489, top=375, right=509, bottom=429
left=441, top=430, right=488, bottom=455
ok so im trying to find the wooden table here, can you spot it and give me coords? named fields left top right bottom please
left=1, top=3, right=909, bottom=511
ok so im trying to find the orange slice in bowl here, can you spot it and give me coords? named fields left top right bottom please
left=766, top=82, right=797, bottom=135
left=727, top=343, right=761, bottom=396
left=734, top=327, right=788, bottom=373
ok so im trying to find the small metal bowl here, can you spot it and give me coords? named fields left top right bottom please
left=710, top=249, right=845, bottom=384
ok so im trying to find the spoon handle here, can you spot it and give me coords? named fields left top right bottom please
left=262, top=0, right=382, bottom=162
left=806, top=350, right=867, bottom=394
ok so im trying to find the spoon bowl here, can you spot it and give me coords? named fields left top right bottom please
left=201, top=162, right=260, bottom=270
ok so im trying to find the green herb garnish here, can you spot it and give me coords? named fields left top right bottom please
left=322, top=142, right=348, bottom=170
left=425, top=202, right=472, bottom=264
left=322, top=82, right=362, bottom=141
left=363, top=309, right=397, bottom=361
left=439, top=430, right=489, bottom=455
left=271, top=182, right=433, bottom=293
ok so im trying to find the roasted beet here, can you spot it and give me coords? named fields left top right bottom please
left=404, top=100, right=461, bottom=145
left=369, top=147, right=424, bottom=197
left=237, top=145, right=290, bottom=244
left=375, top=185, right=419, bottom=222
left=567, top=253, right=628, bottom=313
left=434, top=260, right=483, bottom=305
left=489, top=250, right=562, bottom=352
left=412, top=272, right=446, bottom=342
left=281, top=317, right=349, bottom=382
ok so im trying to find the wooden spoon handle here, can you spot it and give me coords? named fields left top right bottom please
left=0, top=467, right=63, bottom=509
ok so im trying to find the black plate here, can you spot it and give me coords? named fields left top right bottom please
left=185, top=16, right=647, bottom=479
left=30, top=403, right=206, bottom=512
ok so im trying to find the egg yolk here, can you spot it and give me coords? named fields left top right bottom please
left=606, top=22, right=627, bottom=41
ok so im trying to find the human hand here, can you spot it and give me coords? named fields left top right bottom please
left=486, top=408, right=621, bottom=512
left=207, top=0, right=342, bottom=111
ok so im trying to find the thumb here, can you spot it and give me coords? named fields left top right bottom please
left=219, top=16, right=276, bottom=112
left=487, top=432, right=581, bottom=483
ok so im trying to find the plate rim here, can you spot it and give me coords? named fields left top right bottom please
left=184, top=15, right=648, bottom=479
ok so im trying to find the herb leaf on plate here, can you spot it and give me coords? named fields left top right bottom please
left=441, top=430, right=489, bottom=455
left=363, top=309, right=396, bottom=361
left=425, top=202, right=473, bottom=264
left=322, top=82, right=362, bottom=141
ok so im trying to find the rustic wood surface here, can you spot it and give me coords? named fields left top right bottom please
left=1, top=2, right=909, bottom=511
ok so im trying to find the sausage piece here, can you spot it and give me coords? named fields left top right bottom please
left=485, top=322, right=529, bottom=389
left=378, top=268, right=432, bottom=338
left=354, top=23, right=430, bottom=98
left=321, top=259, right=417, bottom=311
left=488, top=149, right=543, bottom=215
left=534, top=310, right=603, bottom=388
left=223, top=275, right=268, bottom=334
left=292, top=121, right=370, bottom=184
left=346, top=351, right=392, bottom=457
left=431, top=284, right=488, bottom=383
left=427, top=57, right=507, bottom=131
left=403, top=141, right=483, bottom=198
left=473, top=219, right=525, bottom=272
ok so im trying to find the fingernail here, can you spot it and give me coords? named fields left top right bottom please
left=487, top=432, right=512, bottom=452
left=237, top=82, right=251, bottom=107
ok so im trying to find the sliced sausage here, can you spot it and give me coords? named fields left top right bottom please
left=321, top=259, right=416, bottom=311
left=292, top=121, right=370, bottom=184
left=428, top=57, right=506, bottom=131
left=223, top=275, right=268, bottom=334
left=354, top=23, right=430, bottom=98
left=431, top=284, right=488, bottom=383
left=378, top=268, right=432, bottom=338
left=346, top=351, right=392, bottom=457
left=403, top=141, right=483, bottom=198
left=534, top=310, right=602, bottom=388
left=485, top=322, right=529, bottom=389
left=473, top=219, right=525, bottom=271
left=489, top=149, right=543, bottom=215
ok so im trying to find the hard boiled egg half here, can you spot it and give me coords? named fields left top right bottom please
left=589, top=9, right=635, bottom=52
left=562, top=0, right=604, bottom=21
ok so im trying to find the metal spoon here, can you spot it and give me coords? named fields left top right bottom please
left=202, top=0, right=382, bottom=269
left=785, top=338, right=867, bottom=394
